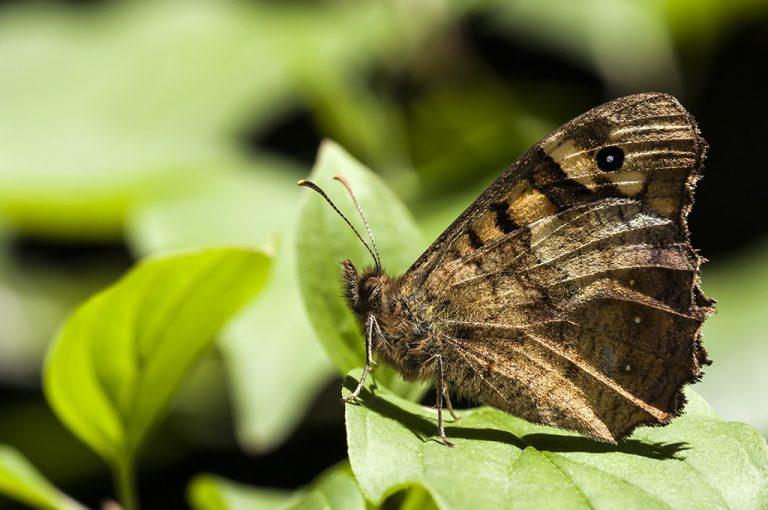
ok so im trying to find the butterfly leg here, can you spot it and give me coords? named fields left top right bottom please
left=434, top=354, right=455, bottom=448
left=343, top=314, right=375, bottom=402
left=443, top=385, right=461, bottom=421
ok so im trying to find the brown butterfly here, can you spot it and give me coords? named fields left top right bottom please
left=299, top=92, right=714, bottom=447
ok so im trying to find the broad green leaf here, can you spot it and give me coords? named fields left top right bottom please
left=344, top=370, right=768, bottom=510
left=0, top=252, right=128, bottom=383
left=188, top=464, right=365, bottom=510
left=44, top=247, right=270, bottom=466
left=296, top=140, right=426, bottom=399
left=0, top=445, right=85, bottom=510
left=221, top=240, right=333, bottom=451
left=127, top=164, right=334, bottom=452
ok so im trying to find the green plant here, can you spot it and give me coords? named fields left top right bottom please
left=0, top=247, right=270, bottom=509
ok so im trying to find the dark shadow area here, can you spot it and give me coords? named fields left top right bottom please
left=688, top=14, right=768, bottom=257
left=9, top=235, right=134, bottom=274
left=245, top=106, right=323, bottom=167
left=346, top=375, right=437, bottom=443
left=347, top=375, right=688, bottom=460
left=520, top=433, right=688, bottom=460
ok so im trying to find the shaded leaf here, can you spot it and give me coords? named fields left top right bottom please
left=44, top=247, right=270, bottom=466
left=407, top=80, right=554, bottom=195
left=296, top=141, right=426, bottom=399
left=0, top=445, right=85, bottom=510
left=696, top=239, right=768, bottom=437
left=188, top=463, right=365, bottom=510
left=344, top=370, right=768, bottom=510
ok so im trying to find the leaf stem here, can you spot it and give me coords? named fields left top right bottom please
left=115, top=457, right=139, bottom=510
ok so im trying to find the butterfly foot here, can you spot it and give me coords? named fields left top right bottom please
left=341, top=390, right=361, bottom=403
left=440, top=436, right=455, bottom=448
left=343, top=362, right=371, bottom=403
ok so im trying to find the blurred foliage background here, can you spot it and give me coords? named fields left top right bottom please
left=0, top=0, right=766, bottom=507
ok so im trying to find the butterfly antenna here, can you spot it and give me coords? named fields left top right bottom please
left=333, top=175, right=382, bottom=274
left=298, top=179, right=380, bottom=273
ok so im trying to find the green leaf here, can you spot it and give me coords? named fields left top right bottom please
left=0, top=252, right=127, bottom=382
left=221, top=239, right=334, bottom=451
left=43, top=247, right=270, bottom=467
left=188, top=475, right=294, bottom=510
left=0, top=445, right=85, bottom=510
left=127, top=164, right=335, bottom=452
left=344, top=370, right=768, bottom=510
left=398, top=486, right=440, bottom=510
left=296, top=140, right=426, bottom=399
left=188, top=464, right=365, bottom=510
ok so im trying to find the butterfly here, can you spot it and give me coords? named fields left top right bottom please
left=299, top=92, right=714, bottom=447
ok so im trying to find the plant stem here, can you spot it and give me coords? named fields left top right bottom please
left=115, top=457, right=139, bottom=510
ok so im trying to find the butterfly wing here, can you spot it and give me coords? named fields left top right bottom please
left=400, top=93, right=713, bottom=442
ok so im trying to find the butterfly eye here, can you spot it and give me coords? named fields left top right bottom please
left=595, top=146, right=624, bottom=171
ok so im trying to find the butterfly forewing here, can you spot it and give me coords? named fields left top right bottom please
left=406, top=94, right=703, bottom=283
left=398, top=92, right=712, bottom=442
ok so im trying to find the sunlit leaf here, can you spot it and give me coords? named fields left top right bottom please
left=0, top=255, right=128, bottom=383
left=296, top=140, right=426, bottom=399
left=221, top=239, right=333, bottom=451
left=0, top=445, right=85, bottom=510
left=44, top=247, right=270, bottom=466
left=127, top=165, right=335, bottom=452
left=345, top=370, right=768, bottom=509
left=188, top=464, right=365, bottom=510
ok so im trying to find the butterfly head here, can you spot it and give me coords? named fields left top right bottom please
left=342, top=259, right=384, bottom=315
left=299, top=176, right=394, bottom=317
